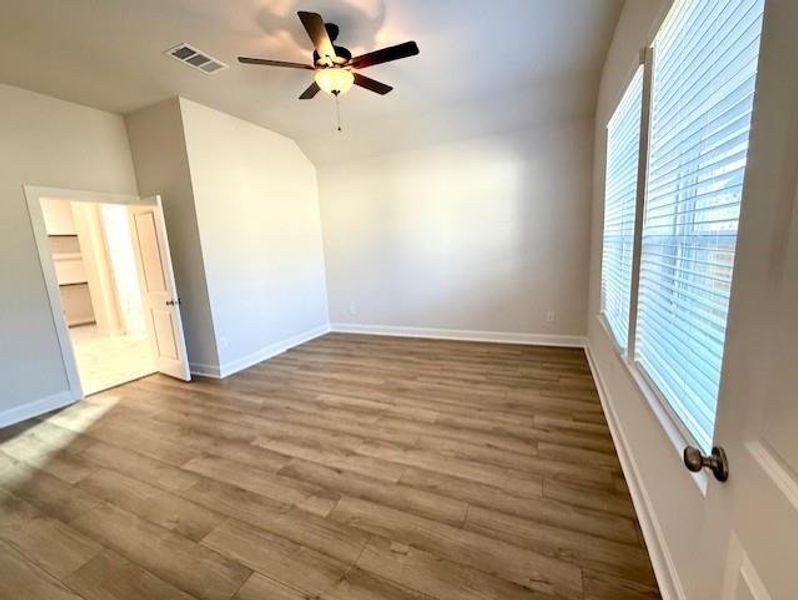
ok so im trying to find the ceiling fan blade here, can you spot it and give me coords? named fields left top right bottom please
left=299, top=81, right=321, bottom=100
left=238, top=57, right=313, bottom=70
left=353, top=73, right=394, bottom=95
left=297, top=11, right=337, bottom=62
left=350, top=41, right=419, bottom=69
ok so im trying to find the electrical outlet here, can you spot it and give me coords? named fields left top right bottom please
left=348, top=303, right=358, bottom=316
left=545, top=311, right=556, bottom=323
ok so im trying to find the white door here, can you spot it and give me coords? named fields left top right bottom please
left=129, top=197, right=191, bottom=381
left=702, top=194, right=798, bottom=599
left=691, top=2, right=798, bottom=595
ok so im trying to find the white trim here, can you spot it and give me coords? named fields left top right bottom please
left=0, top=391, right=78, bottom=428
left=626, top=46, right=655, bottom=358
left=597, top=312, right=626, bottom=355
left=24, top=186, right=144, bottom=206
left=23, top=185, right=153, bottom=403
left=584, top=342, right=686, bottom=600
left=191, top=324, right=331, bottom=379
left=595, top=315, right=708, bottom=496
left=747, top=441, right=798, bottom=512
left=190, top=324, right=585, bottom=379
left=330, top=323, right=586, bottom=348
left=187, top=362, right=223, bottom=379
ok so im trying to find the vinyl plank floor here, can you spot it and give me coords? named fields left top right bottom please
left=0, top=333, right=660, bottom=599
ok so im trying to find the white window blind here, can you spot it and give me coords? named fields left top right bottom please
left=636, top=0, right=765, bottom=450
left=602, top=67, right=644, bottom=349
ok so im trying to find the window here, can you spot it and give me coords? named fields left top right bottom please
left=635, top=0, right=765, bottom=450
left=601, top=67, right=644, bottom=349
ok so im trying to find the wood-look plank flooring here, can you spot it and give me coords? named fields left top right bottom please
left=0, top=333, right=660, bottom=599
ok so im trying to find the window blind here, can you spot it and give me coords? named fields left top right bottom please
left=636, top=0, right=765, bottom=450
left=602, top=66, right=644, bottom=349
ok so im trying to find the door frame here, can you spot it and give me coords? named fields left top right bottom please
left=24, top=185, right=157, bottom=401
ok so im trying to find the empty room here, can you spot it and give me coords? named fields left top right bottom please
left=0, top=1, right=796, bottom=599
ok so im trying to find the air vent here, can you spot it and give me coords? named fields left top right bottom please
left=165, top=43, right=228, bottom=75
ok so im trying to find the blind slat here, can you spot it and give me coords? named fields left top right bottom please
left=601, top=67, right=644, bottom=349
left=635, top=0, right=764, bottom=451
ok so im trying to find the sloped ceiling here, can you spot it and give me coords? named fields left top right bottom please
left=0, top=0, right=622, bottom=164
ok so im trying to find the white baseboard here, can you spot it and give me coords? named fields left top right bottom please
left=188, top=361, right=223, bottom=378
left=190, top=323, right=585, bottom=378
left=584, top=343, right=685, bottom=600
left=190, top=324, right=331, bottom=379
left=0, top=391, right=78, bottom=428
left=330, top=323, right=586, bottom=348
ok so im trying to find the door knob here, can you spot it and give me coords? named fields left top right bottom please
left=683, top=446, right=729, bottom=482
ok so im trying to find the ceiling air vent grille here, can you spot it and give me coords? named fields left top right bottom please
left=165, top=43, right=228, bottom=75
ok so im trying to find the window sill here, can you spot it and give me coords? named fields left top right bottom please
left=594, top=314, right=709, bottom=496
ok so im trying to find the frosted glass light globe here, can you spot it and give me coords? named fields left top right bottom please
left=315, top=67, right=355, bottom=95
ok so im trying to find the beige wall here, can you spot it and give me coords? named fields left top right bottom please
left=125, top=98, right=220, bottom=369
left=0, top=83, right=138, bottom=417
left=179, top=98, right=329, bottom=372
left=5, top=90, right=327, bottom=408
left=318, top=119, right=594, bottom=341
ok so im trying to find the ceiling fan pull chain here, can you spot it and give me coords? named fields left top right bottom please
left=335, top=93, right=343, bottom=132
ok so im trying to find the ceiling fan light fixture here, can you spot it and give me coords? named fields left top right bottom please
left=315, top=67, right=354, bottom=96
left=238, top=11, right=419, bottom=102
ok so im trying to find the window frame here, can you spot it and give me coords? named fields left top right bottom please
left=598, top=45, right=705, bottom=456
left=600, top=62, right=645, bottom=353
left=597, top=0, right=765, bottom=467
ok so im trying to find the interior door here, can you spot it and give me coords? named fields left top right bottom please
left=701, top=176, right=798, bottom=600
left=128, top=196, right=191, bottom=381
left=693, top=2, right=798, bottom=592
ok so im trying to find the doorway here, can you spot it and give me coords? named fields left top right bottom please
left=26, top=187, right=191, bottom=400
left=41, top=197, right=155, bottom=394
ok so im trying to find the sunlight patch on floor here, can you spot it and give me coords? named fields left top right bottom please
left=69, top=325, right=156, bottom=395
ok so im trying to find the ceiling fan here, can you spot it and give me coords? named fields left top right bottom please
left=238, top=11, right=420, bottom=99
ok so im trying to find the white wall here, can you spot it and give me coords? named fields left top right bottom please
left=71, top=201, right=124, bottom=335
left=0, top=83, right=138, bottom=418
left=318, top=119, right=594, bottom=342
left=102, top=204, right=148, bottom=336
left=125, top=98, right=221, bottom=369
left=179, top=99, right=329, bottom=373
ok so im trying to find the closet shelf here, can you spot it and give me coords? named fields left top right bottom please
left=59, top=281, right=89, bottom=287
left=52, top=252, right=82, bottom=261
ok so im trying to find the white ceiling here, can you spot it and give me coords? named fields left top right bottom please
left=0, top=0, right=622, bottom=164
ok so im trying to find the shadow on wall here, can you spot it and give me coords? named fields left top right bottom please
left=320, top=119, right=593, bottom=335
left=249, top=0, right=388, bottom=61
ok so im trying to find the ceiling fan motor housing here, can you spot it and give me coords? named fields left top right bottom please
left=313, top=46, right=352, bottom=65
left=324, top=22, right=340, bottom=41
left=312, top=23, right=351, bottom=65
